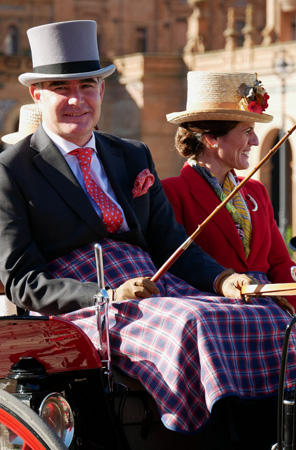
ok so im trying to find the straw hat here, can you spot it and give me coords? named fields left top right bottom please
left=167, top=71, right=273, bottom=124
left=2, top=104, right=42, bottom=145
left=19, top=20, right=116, bottom=87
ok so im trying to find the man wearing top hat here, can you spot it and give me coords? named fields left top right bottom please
left=0, top=20, right=295, bottom=450
left=0, top=20, right=254, bottom=314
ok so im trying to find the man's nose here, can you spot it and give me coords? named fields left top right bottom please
left=68, top=88, right=83, bottom=105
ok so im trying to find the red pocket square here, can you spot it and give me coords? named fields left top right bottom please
left=132, top=169, right=155, bottom=198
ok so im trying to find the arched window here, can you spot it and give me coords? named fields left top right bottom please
left=4, top=25, right=19, bottom=55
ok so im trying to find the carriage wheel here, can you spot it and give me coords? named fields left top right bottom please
left=0, top=389, right=68, bottom=450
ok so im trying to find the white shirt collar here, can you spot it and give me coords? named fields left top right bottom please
left=42, top=123, right=96, bottom=156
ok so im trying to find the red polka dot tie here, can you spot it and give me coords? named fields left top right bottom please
left=70, top=147, right=123, bottom=233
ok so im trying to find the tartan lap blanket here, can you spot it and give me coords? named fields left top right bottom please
left=39, top=238, right=296, bottom=434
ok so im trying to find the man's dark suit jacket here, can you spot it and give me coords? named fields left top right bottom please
left=0, top=126, right=225, bottom=314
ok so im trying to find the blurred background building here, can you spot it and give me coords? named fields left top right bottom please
left=0, top=0, right=295, bottom=245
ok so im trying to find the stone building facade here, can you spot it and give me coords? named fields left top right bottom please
left=0, top=0, right=295, bottom=241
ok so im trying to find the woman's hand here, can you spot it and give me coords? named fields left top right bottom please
left=214, top=268, right=259, bottom=299
left=110, top=277, right=159, bottom=302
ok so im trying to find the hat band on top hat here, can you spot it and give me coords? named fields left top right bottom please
left=33, top=60, right=101, bottom=75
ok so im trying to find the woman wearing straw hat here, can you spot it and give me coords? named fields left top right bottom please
left=162, top=71, right=296, bottom=307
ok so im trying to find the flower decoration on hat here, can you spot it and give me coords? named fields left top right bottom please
left=237, top=76, right=270, bottom=115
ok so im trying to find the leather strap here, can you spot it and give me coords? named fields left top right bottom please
left=241, top=283, right=296, bottom=316
left=241, top=283, right=296, bottom=297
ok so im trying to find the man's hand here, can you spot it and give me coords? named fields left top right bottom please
left=111, top=277, right=159, bottom=302
left=214, top=269, right=259, bottom=299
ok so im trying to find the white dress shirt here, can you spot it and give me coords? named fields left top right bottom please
left=42, top=124, right=129, bottom=232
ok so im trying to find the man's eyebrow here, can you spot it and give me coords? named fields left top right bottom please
left=47, top=81, right=68, bottom=88
left=80, top=78, right=99, bottom=84
left=46, top=78, right=98, bottom=88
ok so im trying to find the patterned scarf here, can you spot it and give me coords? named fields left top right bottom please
left=189, top=158, right=252, bottom=259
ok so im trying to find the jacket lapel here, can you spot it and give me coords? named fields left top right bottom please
left=183, top=165, right=247, bottom=263
left=243, top=188, right=267, bottom=268
left=30, top=128, right=108, bottom=235
left=94, top=133, right=139, bottom=229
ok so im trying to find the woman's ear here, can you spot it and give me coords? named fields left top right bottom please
left=204, top=135, right=218, bottom=149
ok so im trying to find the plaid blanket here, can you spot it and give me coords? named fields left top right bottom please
left=41, top=238, right=296, bottom=434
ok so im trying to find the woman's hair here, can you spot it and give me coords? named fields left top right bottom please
left=175, top=120, right=238, bottom=158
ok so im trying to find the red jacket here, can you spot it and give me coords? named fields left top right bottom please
left=162, top=162, right=296, bottom=304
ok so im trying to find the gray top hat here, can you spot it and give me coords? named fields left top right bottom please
left=19, top=20, right=116, bottom=87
